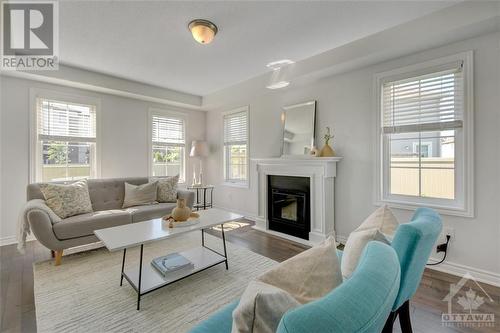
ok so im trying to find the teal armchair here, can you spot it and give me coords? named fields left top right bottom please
left=277, top=241, right=400, bottom=333
left=382, top=207, right=443, bottom=333
left=189, top=241, right=401, bottom=333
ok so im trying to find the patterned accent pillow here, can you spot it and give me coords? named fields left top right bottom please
left=151, top=175, right=179, bottom=203
left=39, top=179, right=93, bottom=219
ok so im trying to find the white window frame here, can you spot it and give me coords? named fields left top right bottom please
left=147, top=108, right=187, bottom=184
left=222, top=106, right=250, bottom=188
left=374, top=52, right=474, bottom=217
left=29, top=88, right=101, bottom=183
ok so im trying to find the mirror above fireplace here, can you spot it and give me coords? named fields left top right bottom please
left=281, top=100, right=316, bottom=156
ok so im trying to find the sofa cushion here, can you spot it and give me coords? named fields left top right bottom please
left=53, top=209, right=132, bottom=240
left=126, top=203, right=177, bottom=222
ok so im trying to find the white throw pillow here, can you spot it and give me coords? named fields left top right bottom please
left=122, top=182, right=158, bottom=208
left=256, top=235, right=342, bottom=304
left=341, top=205, right=399, bottom=279
left=231, top=281, right=300, bottom=333
left=232, top=236, right=342, bottom=333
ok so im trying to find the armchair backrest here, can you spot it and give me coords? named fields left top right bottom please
left=391, top=207, right=442, bottom=310
left=277, top=241, right=400, bottom=333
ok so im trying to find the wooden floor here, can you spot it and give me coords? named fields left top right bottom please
left=1, top=219, right=499, bottom=333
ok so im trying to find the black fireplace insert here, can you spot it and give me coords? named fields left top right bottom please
left=268, top=175, right=310, bottom=240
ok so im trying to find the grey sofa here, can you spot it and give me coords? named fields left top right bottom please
left=26, top=177, right=194, bottom=265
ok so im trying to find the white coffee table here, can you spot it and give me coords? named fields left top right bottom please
left=94, top=208, right=242, bottom=310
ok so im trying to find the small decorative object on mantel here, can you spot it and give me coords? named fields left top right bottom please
left=163, top=198, right=200, bottom=228
left=310, top=146, right=320, bottom=157
left=320, top=126, right=335, bottom=157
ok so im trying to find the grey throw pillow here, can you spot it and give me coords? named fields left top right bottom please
left=122, top=181, right=159, bottom=208
left=39, top=179, right=93, bottom=219
left=151, top=175, right=179, bottom=203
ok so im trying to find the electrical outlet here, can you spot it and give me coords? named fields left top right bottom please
left=443, top=227, right=455, bottom=238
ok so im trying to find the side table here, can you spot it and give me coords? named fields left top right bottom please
left=187, top=185, right=214, bottom=210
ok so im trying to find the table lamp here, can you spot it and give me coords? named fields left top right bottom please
left=189, top=140, right=209, bottom=185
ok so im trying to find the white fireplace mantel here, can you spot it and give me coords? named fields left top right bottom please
left=252, top=156, right=342, bottom=245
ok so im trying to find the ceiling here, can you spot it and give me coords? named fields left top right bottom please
left=59, top=1, right=457, bottom=96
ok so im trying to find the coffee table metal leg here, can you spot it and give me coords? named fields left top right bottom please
left=221, top=224, right=228, bottom=270
left=120, top=248, right=127, bottom=286
left=137, top=244, right=144, bottom=310
left=201, top=229, right=205, bottom=247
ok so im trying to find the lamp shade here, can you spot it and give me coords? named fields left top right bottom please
left=190, top=140, right=209, bottom=157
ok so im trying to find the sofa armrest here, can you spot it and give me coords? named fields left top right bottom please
left=27, top=210, right=63, bottom=250
left=177, top=189, right=195, bottom=209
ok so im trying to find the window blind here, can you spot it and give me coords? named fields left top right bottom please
left=382, top=62, right=463, bottom=134
left=224, top=111, right=248, bottom=145
left=152, top=115, right=185, bottom=146
left=38, top=98, right=96, bottom=142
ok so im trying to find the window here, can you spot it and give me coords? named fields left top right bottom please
left=33, top=94, right=98, bottom=182
left=376, top=53, right=473, bottom=216
left=223, top=107, right=249, bottom=185
left=150, top=111, right=185, bottom=182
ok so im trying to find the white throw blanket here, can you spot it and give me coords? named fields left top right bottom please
left=17, top=199, right=61, bottom=253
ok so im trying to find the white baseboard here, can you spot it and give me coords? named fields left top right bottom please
left=426, top=257, right=500, bottom=287
left=335, top=235, right=348, bottom=245
left=0, top=234, right=36, bottom=247
left=336, top=233, right=500, bottom=288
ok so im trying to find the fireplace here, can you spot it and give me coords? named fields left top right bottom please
left=268, top=175, right=310, bottom=240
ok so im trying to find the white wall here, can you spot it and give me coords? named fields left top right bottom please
left=205, top=32, right=500, bottom=282
left=0, top=76, right=206, bottom=244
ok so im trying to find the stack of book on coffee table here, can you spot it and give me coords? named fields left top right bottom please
left=151, top=253, right=194, bottom=277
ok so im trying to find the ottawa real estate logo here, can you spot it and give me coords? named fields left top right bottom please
left=1, top=0, right=59, bottom=70
left=442, top=272, right=496, bottom=328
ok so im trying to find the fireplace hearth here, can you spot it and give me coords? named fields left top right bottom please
left=268, top=175, right=310, bottom=240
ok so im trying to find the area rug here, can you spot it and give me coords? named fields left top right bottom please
left=34, top=232, right=277, bottom=332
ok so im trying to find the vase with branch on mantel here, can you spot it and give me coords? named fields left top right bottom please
left=320, top=126, right=335, bottom=157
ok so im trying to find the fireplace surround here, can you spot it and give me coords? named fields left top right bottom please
left=253, top=156, right=342, bottom=245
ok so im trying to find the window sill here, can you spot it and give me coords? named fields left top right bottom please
left=222, top=181, right=249, bottom=189
left=375, top=198, right=474, bottom=218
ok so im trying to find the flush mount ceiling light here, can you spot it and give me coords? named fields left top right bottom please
left=266, top=81, right=290, bottom=90
left=188, top=19, right=218, bottom=44
left=266, top=59, right=294, bottom=70
left=266, top=59, right=294, bottom=90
